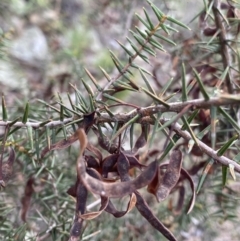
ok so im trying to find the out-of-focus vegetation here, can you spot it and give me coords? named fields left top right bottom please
left=1, top=1, right=240, bottom=241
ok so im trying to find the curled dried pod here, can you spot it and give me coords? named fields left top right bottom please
left=1, top=147, right=15, bottom=186
left=203, top=27, right=218, bottom=36
left=156, top=150, right=182, bottom=202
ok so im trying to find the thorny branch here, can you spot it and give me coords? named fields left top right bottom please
left=172, top=122, right=240, bottom=172
left=0, top=96, right=239, bottom=128
left=1, top=96, right=240, bottom=173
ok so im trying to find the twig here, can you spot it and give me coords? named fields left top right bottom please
left=172, top=121, right=240, bottom=172
left=0, top=96, right=239, bottom=128
left=98, top=96, right=240, bottom=123
left=0, top=117, right=74, bottom=128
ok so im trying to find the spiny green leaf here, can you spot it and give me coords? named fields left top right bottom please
left=116, top=40, right=134, bottom=57
left=217, top=134, right=239, bottom=156
left=111, top=56, right=128, bottom=74
left=67, top=92, right=75, bottom=111
left=164, top=25, right=179, bottom=33
left=193, top=68, right=210, bottom=100
left=217, top=7, right=229, bottom=25
left=57, top=102, right=80, bottom=117
left=60, top=104, right=64, bottom=121
left=167, top=16, right=191, bottom=30
left=222, top=166, right=228, bottom=186
left=61, top=124, right=68, bottom=140
left=156, top=115, right=178, bottom=133
left=38, top=99, right=61, bottom=114
left=75, top=102, right=88, bottom=114
left=131, top=64, right=152, bottom=75
left=196, top=120, right=218, bottom=140
left=103, top=93, right=125, bottom=104
left=46, top=126, right=51, bottom=150
left=85, top=68, right=102, bottom=91
left=135, top=26, right=148, bottom=39
left=99, top=66, right=111, bottom=82
left=135, top=13, right=151, bottom=30
left=181, top=62, right=187, bottom=102
left=159, top=77, right=174, bottom=97
left=35, top=129, right=40, bottom=161
left=81, top=78, right=94, bottom=97
left=182, top=110, right=199, bottom=130
left=143, top=7, right=154, bottom=30
left=9, top=126, right=21, bottom=136
left=141, top=87, right=170, bottom=107
left=122, top=73, right=139, bottom=90
left=126, top=37, right=150, bottom=64
left=104, top=106, right=115, bottom=117
left=22, top=102, right=29, bottom=124
left=157, top=22, right=169, bottom=35
left=149, top=39, right=165, bottom=51
left=219, top=107, right=240, bottom=133
left=9, top=117, right=20, bottom=127
left=204, top=0, right=214, bottom=20
left=158, top=110, right=199, bottom=162
left=210, top=106, right=217, bottom=148
left=233, top=152, right=240, bottom=163
left=110, top=51, right=133, bottom=75
left=196, top=159, right=214, bottom=194
left=152, top=32, right=176, bottom=46
left=111, top=122, right=119, bottom=140
left=158, top=134, right=179, bottom=162
left=139, top=68, right=156, bottom=95
left=148, top=1, right=164, bottom=21
left=2, top=95, right=7, bottom=121
left=142, top=45, right=156, bottom=56
left=181, top=116, right=198, bottom=146
left=149, top=112, right=161, bottom=148
left=88, top=93, right=95, bottom=112
left=207, top=29, right=221, bottom=45
left=27, top=126, right=34, bottom=150
left=218, top=66, right=230, bottom=88
left=111, top=114, right=140, bottom=141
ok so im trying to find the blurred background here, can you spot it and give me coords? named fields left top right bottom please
left=1, top=1, right=240, bottom=241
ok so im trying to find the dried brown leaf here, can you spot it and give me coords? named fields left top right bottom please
left=135, top=191, right=177, bottom=241
left=158, top=164, right=196, bottom=214
left=2, top=146, right=15, bottom=184
left=116, top=151, right=176, bottom=241
left=69, top=179, right=87, bottom=240
left=180, top=168, right=196, bottom=214
left=102, top=154, right=118, bottom=178
left=105, top=194, right=137, bottom=218
left=127, top=155, right=146, bottom=170
left=156, top=150, right=182, bottom=202
left=20, top=177, right=35, bottom=222
left=42, top=112, right=95, bottom=158
left=172, top=185, right=185, bottom=215
left=133, top=125, right=148, bottom=152
left=41, top=132, right=78, bottom=158
left=79, top=196, right=109, bottom=220
left=77, top=129, right=157, bottom=198
left=86, top=143, right=103, bottom=162
left=86, top=156, right=100, bottom=170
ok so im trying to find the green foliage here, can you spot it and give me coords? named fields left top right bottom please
left=1, top=0, right=240, bottom=241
